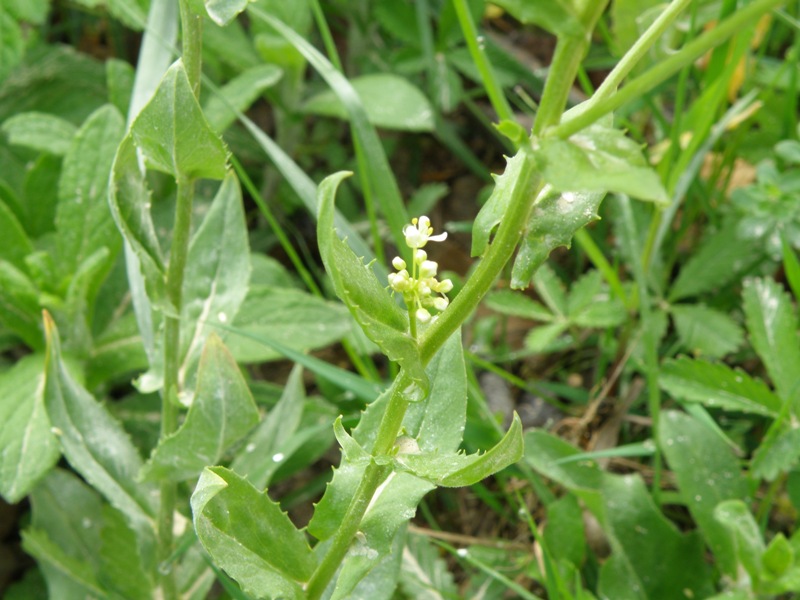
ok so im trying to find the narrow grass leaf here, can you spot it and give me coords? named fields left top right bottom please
left=191, top=466, right=316, bottom=598
left=202, top=64, right=282, bottom=133
left=141, top=334, right=259, bottom=481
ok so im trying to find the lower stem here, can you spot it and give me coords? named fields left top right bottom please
left=306, top=385, right=409, bottom=599
left=157, top=176, right=195, bottom=599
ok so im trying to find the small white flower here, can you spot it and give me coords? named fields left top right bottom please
left=435, top=279, right=453, bottom=293
left=419, top=260, right=438, bottom=278
left=416, top=307, right=432, bottom=323
left=392, top=256, right=406, bottom=270
left=403, top=216, right=447, bottom=249
left=433, top=297, right=449, bottom=311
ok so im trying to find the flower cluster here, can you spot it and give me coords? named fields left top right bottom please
left=388, top=216, right=453, bottom=326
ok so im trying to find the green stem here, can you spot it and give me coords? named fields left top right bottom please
left=306, top=384, right=410, bottom=599
left=158, top=4, right=202, bottom=597
left=532, top=0, right=609, bottom=135
left=551, top=0, right=786, bottom=139
left=591, top=0, right=693, bottom=104
left=451, top=0, right=515, bottom=123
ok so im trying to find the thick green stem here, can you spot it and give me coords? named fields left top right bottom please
left=306, top=385, right=410, bottom=599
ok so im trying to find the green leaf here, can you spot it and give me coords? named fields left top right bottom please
left=669, top=220, right=764, bottom=302
left=490, top=0, right=583, bottom=38
left=512, top=188, right=604, bottom=289
left=21, top=529, right=105, bottom=598
left=191, top=466, right=316, bottom=598
left=713, top=500, right=764, bottom=581
left=5, top=0, right=49, bottom=24
left=226, top=286, right=351, bottom=363
left=743, top=278, right=800, bottom=404
left=524, top=322, right=568, bottom=352
left=533, top=263, right=568, bottom=316
left=472, top=148, right=538, bottom=258
left=524, top=430, right=715, bottom=599
left=141, top=334, right=259, bottom=481
left=396, top=414, right=523, bottom=487
left=317, top=171, right=427, bottom=397
left=0, top=198, right=34, bottom=271
left=485, top=289, right=554, bottom=321
left=329, top=525, right=406, bottom=600
left=56, top=104, right=125, bottom=277
left=181, top=173, right=250, bottom=385
left=535, top=124, right=668, bottom=204
left=542, top=494, right=585, bottom=567
left=98, top=505, right=154, bottom=599
left=108, top=134, right=168, bottom=309
left=751, top=427, right=800, bottom=481
left=399, top=532, right=459, bottom=600
left=610, top=0, right=663, bottom=57
left=660, top=356, right=781, bottom=417
left=0, top=355, right=59, bottom=503
left=205, top=0, right=248, bottom=26
left=1, top=112, right=77, bottom=155
left=130, top=59, right=227, bottom=180
left=202, top=64, right=282, bottom=133
left=229, top=364, right=307, bottom=489
left=659, top=410, right=750, bottom=576
left=106, top=57, right=135, bottom=116
left=763, top=533, right=794, bottom=577
left=671, top=304, right=744, bottom=359
left=42, top=313, right=157, bottom=549
left=303, top=74, right=435, bottom=132
left=0, top=260, right=42, bottom=348
left=0, top=9, right=24, bottom=81
left=61, top=247, right=112, bottom=356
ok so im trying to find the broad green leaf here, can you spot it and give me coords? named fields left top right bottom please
left=141, top=334, right=259, bottom=481
left=763, top=533, right=793, bottom=577
left=5, top=0, right=49, bottom=24
left=610, top=0, right=663, bottom=57
left=671, top=304, right=744, bottom=359
left=660, top=356, right=781, bottom=417
left=191, top=466, right=316, bottom=598
left=542, top=494, right=585, bottom=567
left=0, top=9, right=24, bottom=81
left=202, top=64, right=282, bottom=133
left=56, top=104, right=125, bottom=277
left=130, top=59, right=227, bottom=180
left=61, top=247, right=112, bottom=357
left=106, top=58, right=135, bottom=116
left=230, top=365, right=311, bottom=489
left=568, top=271, right=627, bottom=328
left=226, top=285, right=352, bottom=363
left=535, top=124, right=668, bottom=204
left=86, top=310, right=148, bottom=388
left=317, top=171, right=427, bottom=397
left=399, top=532, right=459, bottom=600
left=485, top=289, right=554, bottom=321
left=743, top=278, right=800, bottom=404
left=566, top=269, right=604, bottom=315
left=0, top=260, right=42, bottom=348
left=396, top=414, right=523, bottom=487
left=1, top=112, right=77, bottom=155
left=524, top=322, right=568, bottom=352
left=0, top=355, right=59, bottom=503
left=42, top=314, right=157, bottom=550
left=180, top=173, right=250, bottom=386
left=533, top=263, right=568, bottom=316
left=490, top=0, right=583, bottom=38
left=98, top=505, right=154, bottom=599
left=0, top=198, right=33, bottom=271
left=108, top=134, right=168, bottom=309
left=72, top=0, right=147, bottom=29
left=0, top=46, right=107, bottom=125
left=511, top=188, right=604, bottom=289
left=714, top=500, right=764, bottom=581
left=659, top=410, right=750, bottom=577
left=669, top=221, right=764, bottom=302
left=302, top=74, right=435, bottom=132
left=28, top=469, right=106, bottom=598
left=472, top=148, right=538, bottom=258
left=205, top=0, right=248, bottom=26
left=751, top=427, right=800, bottom=481
left=21, top=529, right=105, bottom=599
left=23, top=154, right=60, bottom=237
left=524, top=430, right=715, bottom=599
